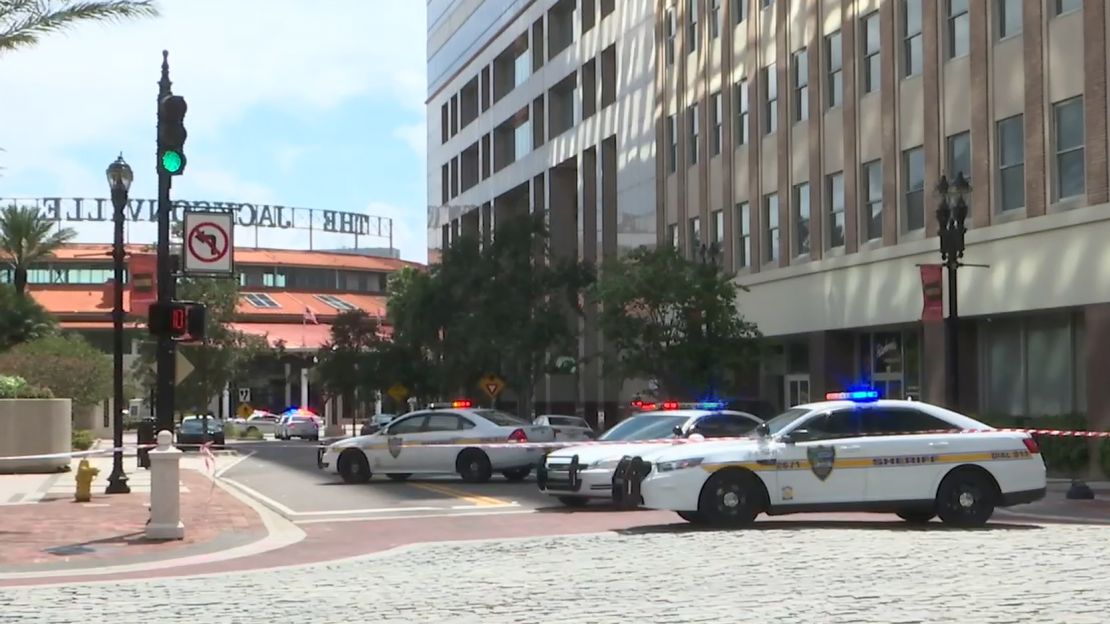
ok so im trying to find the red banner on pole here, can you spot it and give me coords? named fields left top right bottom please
left=920, top=264, right=944, bottom=322
left=128, top=253, right=157, bottom=317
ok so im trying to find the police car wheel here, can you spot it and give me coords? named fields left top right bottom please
left=676, top=511, right=707, bottom=524
left=338, top=449, right=371, bottom=484
left=558, top=496, right=589, bottom=507
left=936, top=468, right=996, bottom=527
left=501, top=467, right=532, bottom=481
left=457, top=449, right=492, bottom=483
left=896, top=510, right=936, bottom=524
left=386, top=473, right=412, bottom=481
left=698, top=470, right=763, bottom=527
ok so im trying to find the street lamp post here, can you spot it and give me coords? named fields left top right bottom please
left=105, top=154, right=133, bottom=495
left=697, top=242, right=721, bottom=399
left=935, top=173, right=971, bottom=409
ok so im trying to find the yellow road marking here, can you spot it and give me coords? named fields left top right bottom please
left=407, top=481, right=507, bottom=507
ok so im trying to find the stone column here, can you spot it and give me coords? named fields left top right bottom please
left=145, top=430, right=184, bottom=540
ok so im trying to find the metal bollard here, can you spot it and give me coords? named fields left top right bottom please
left=145, top=430, right=185, bottom=540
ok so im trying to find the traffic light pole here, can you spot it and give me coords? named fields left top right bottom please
left=155, top=50, right=176, bottom=435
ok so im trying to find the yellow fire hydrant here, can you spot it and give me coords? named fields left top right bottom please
left=75, top=459, right=99, bottom=502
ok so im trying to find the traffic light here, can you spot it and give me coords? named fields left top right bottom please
left=148, top=301, right=205, bottom=341
left=157, top=94, right=188, bottom=176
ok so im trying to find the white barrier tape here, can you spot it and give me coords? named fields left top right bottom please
left=0, top=445, right=156, bottom=462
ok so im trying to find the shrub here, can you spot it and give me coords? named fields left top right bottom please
left=72, top=429, right=94, bottom=451
left=0, top=334, right=110, bottom=407
left=980, top=413, right=1090, bottom=477
left=0, top=374, right=54, bottom=399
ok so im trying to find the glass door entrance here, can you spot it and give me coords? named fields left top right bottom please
left=785, top=374, right=810, bottom=407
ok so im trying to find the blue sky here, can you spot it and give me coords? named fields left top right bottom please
left=0, top=1, right=429, bottom=262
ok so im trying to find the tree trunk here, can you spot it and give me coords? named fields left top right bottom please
left=13, top=267, right=27, bottom=296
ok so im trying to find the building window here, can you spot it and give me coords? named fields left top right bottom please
left=946, top=0, right=969, bottom=60
left=735, top=78, right=749, bottom=146
left=763, top=193, right=779, bottom=263
left=792, top=48, right=808, bottom=122
left=689, top=215, right=701, bottom=250
left=862, top=160, right=882, bottom=241
left=825, top=31, right=842, bottom=109
left=903, top=0, right=922, bottom=77
left=242, top=293, right=280, bottom=308
left=315, top=294, right=357, bottom=311
left=736, top=201, right=751, bottom=268
left=903, top=146, right=925, bottom=231
left=668, top=223, right=680, bottom=247
left=687, top=0, right=699, bottom=54
left=997, top=114, right=1025, bottom=212
left=947, top=131, right=971, bottom=181
left=1054, top=96, right=1085, bottom=200
left=710, top=91, right=723, bottom=155
left=666, top=114, right=678, bottom=173
left=710, top=0, right=721, bottom=39
left=861, top=11, right=880, bottom=94
left=761, top=0, right=773, bottom=8
left=763, top=63, right=777, bottom=134
left=1054, top=0, right=1082, bottom=16
left=793, top=182, right=810, bottom=256
left=688, top=104, right=700, bottom=165
left=665, top=8, right=676, bottom=65
left=827, top=172, right=845, bottom=248
left=984, top=314, right=1083, bottom=416
left=997, top=0, right=1022, bottom=39
left=713, top=209, right=724, bottom=243
left=733, top=0, right=747, bottom=24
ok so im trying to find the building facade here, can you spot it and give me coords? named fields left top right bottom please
left=655, top=0, right=1109, bottom=428
left=427, top=0, right=658, bottom=423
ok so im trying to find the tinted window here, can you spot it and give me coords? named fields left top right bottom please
left=473, top=409, right=528, bottom=426
left=599, top=415, right=688, bottom=441
left=387, top=415, right=426, bottom=434
left=458, top=417, right=476, bottom=430
left=424, top=415, right=461, bottom=432
left=547, top=416, right=590, bottom=428
left=791, top=410, right=862, bottom=441
left=765, top=408, right=812, bottom=435
left=180, top=419, right=219, bottom=432
left=860, top=409, right=960, bottom=435
left=691, top=413, right=760, bottom=437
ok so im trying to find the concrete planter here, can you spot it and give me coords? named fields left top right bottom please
left=0, top=398, right=73, bottom=473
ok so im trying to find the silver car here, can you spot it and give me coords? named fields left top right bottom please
left=533, top=414, right=595, bottom=441
left=276, top=414, right=320, bottom=440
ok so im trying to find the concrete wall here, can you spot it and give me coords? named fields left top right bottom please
left=0, top=399, right=72, bottom=473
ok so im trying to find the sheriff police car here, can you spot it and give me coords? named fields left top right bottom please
left=538, top=401, right=763, bottom=506
left=612, top=390, right=1047, bottom=527
left=317, top=401, right=553, bottom=483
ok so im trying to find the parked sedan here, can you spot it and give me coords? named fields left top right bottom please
left=533, top=415, right=595, bottom=441
left=277, top=414, right=320, bottom=440
left=175, top=416, right=225, bottom=448
left=228, top=412, right=280, bottom=437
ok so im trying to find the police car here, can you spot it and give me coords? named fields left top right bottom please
left=612, top=390, right=1047, bottom=527
left=317, top=401, right=554, bottom=483
left=538, top=401, right=763, bottom=506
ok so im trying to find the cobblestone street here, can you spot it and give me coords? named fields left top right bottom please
left=2, top=520, right=1108, bottom=623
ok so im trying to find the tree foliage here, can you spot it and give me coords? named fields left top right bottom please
left=0, top=333, right=110, bottom=406
left=0, top=283, right=55, bottom=349
left=0, top=204, right=76, bottom=296
left=590, top=245, right=761, bottom=399
left=315, top=310, right=385, bottom=420
left=0, top=0, right=159, bottom=55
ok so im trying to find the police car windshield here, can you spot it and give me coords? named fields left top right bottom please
left=599, top=415, right=688, bottom=441
left=472, top=409, right=528, bottom=426
left=762, top=408, right=813, bottom=436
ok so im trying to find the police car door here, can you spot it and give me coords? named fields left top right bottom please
left=407, top=413, right=469, bottom=473
left=860, top=407, right=962, bottom=502
left=376, top=413, right=428, bottom=472
left=774, top=408, right=868, bottom=505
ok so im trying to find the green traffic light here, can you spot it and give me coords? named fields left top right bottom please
left=161, top=150, right=183, bottom=174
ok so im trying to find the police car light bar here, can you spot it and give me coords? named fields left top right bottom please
left=451, top=400, right=472, bottom=408
left=694, top=400, right=726, bottom=410
left=825, top=390, right=880, bottom=402
left=428, top=399, right=473, bottom=409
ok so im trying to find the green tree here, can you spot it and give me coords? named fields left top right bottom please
left=0, top=204, right=76, bottom=296
left=590, top=245, right=761, bottom=399
left=0, top=283, right=55, bottom=349
left=0, top=333, right=110, bottom=407
left=316, top=310, right=383, bottom=423
left=0, top=0, right=158, bottom=55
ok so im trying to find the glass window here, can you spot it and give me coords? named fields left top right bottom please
left=947, top=0, right=969, bottom=59
left=903, top=0, right=922, bottom=77
left=424, top=414, right=462, bottom=432
left=792, top=410, right=861, bottom=441
left=1026, top=316, right=1072, bottom=415
left=600, top=415, right=689, bottom=441
left=473, top=409, right=529, bottom=426
left=947, top=131, right=971, bottom=181
left=687, top=0, right=699, bottom=54
left=826, top=31, right=843, bottom=108
left=997, top=115, right=1025, bottom=212
left=691, top=413, right=760, bottom=437
left=763, top=193, right=779, bottom=263
left=514, top=119, right=531, bottom=158
left=997, top=0, right=1022, bottom=39
left=735, top=79, right=749, bottom=146
left=1054, top=96, right=1085, bottom=200
left=712, top=209, right=724, bottom=244
left=903, top=146, right=925, bottom=231
left=668, top=223, right=679, bottom=247
left=688, top=104, right=699, bottom=165
left=861, top=12, right=881, bottom=94
left=860, top=409, right=960, bottom=435
left=792, top=48, right=809, bottom=122
left=514, top=50, right=530, bottom=88
left=710, top=91, right=723, bottom=155
left=862, top=160, right=882, bottom=241
left=387, top=415, right=426, bottom=434
left=986, top=319, right=1024, bottom=416
left=736, top=201, right=751, bottom=268
left=733, top=0, right=747, bottom=24
left=241, top=293, right=280, bottom=308
left=763, top=64, right=777, bottom=134
left=710, top=0, right=721, bottom=39
left=666, top=114, right=678, bottom=172
left=761, top=0, right=773, bottom=8
left=314, top=294, right=357, bottom=311
left=1054, top=0, right=1082, bottom=16
left=689, top=215, right=701, bottom=249
left=793, top=182, right=810, bottom=256
left=826, top=172, right=845, bottom=248
left=665, top=8, right=676, bottom=65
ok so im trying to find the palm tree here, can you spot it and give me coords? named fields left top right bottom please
left=0, top=204, right=77, bottom=296
left=1, top=1, right=159, bottom=56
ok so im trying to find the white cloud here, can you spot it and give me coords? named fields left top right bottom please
left=365, top=200, right=428, bottom=264
left=392, top=122, right=427, bottom=158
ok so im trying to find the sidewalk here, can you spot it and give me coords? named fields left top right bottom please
left=995, top=479, right=1110, bottom=525
left=0, top=453, right=275, bottom=578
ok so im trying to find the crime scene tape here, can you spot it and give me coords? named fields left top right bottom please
left=0, top=441, right=224, bottom=463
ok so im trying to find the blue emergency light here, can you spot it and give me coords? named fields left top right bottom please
left=694, top=400, right=726, bottom=410
left=825, top=389, right=880, bottom=402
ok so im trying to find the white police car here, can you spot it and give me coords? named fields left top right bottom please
left=317, top=400, right=553, bottom=483
left=612, top=390, right=1047, bottom=527
left=538, top=401, right=762, bottom=506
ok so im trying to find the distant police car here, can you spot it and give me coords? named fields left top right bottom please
left=317, top=401, right=553, bottom=483
left=538, top=401, right=763, bottom=507
left=612, top=391, right=1047, bottom=527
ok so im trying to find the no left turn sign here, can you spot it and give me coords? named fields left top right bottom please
left=183, top=211, right=234, bottom=274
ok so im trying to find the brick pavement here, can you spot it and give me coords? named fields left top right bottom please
left=1, top=519, right=1108, bottom=623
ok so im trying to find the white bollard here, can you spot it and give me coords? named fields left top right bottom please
left=145, top=429, right=185, bottom=540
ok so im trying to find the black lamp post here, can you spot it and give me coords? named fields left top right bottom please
left=697, top=242, right=721, bottom=399
left=105, top=154, right=133, bottom=495
left=935, top=172, right=971, bottom=409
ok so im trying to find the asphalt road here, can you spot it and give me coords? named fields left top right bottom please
left=218, top=439, right=577, bottom=524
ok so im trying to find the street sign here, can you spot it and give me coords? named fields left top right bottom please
left=238, top=388, right=251, bottom=403
left=236, top=403, right=253, bottom=418
left=387, top=383, right=408, bottom=403
left=175, top=349, right=195, bottom=385
left=183, top=211, right=234, bottom=274
left=478, top=374, right=505, bottom=399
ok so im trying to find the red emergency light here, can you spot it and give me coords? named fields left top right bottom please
left=451, top=399, right=472, bottom=408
